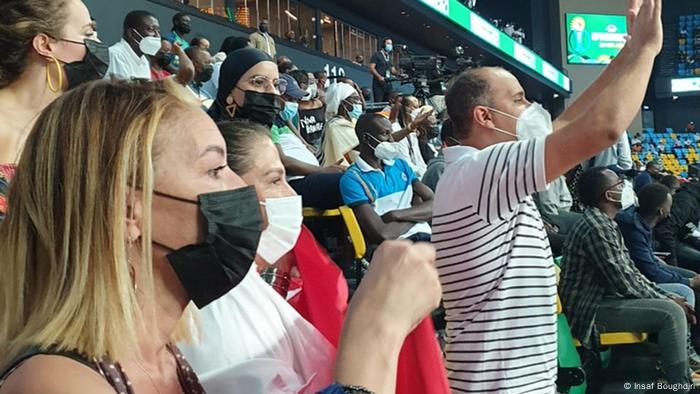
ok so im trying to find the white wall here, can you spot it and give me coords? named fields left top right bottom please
left=558, top=0, right=643, bottom=132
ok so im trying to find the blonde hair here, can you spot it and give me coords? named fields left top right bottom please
left=0, top=78, right=199, bottom=365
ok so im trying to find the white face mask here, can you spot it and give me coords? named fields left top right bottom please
left=487, top=102, right=553, bottom=140
left=605, top=180, right=636, bottom=210
left=301, top=84, right=317, bottom=101
left=368, top=134, right=401, bottom=161
left=133, top=30, right=162, bottom=56
left=257, top=195, right=303, bottom=265
left=621, top=180, right=636, bottom=209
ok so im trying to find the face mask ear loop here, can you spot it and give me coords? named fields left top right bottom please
left=365, top=133, right=383, bottom=150
left=492, top=127, right=518, bottom=139
left=447, top=137, right=462, bottom=146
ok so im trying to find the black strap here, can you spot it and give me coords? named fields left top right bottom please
left=0, top=347, right=96, bottom=383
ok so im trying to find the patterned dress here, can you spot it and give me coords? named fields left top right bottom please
left=0, top=164, right=16, bottom=220
left=0, top=344, right=206, bottom=394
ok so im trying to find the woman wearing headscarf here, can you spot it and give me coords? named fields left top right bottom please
left=321, top=82, right=361, bottom=166
left=209, top=48, right=345, bottom=210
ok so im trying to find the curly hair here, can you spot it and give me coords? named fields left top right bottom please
left=0, top=0, right=69, bottom=88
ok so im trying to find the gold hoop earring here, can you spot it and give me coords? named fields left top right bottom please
left=46, top=56, right=63, bottom=93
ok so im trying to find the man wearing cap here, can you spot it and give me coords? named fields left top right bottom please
left=687, top=121, right=696, bottom=133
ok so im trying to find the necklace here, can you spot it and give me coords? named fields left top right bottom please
left=134, top=359, right=163, bottom=394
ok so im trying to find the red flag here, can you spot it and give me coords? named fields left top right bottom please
left=289, top=226, right=450, bottom=393
left=396, top=317, right=450, bottom=394
left=288, top=226, right=348, bottom=347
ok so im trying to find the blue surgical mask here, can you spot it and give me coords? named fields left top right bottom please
left=350, top=103, right=363, bottom=119
left=385, top=44, right=393, bottom=52
left=279, top=101, right=299, bottom=121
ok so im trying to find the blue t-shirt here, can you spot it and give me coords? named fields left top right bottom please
left=340, top=156, right=431, bottom=238
left=340, top=157, right=416, bottom=207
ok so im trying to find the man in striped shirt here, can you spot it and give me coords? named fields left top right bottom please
left=432, top=0, right=664, bottom=391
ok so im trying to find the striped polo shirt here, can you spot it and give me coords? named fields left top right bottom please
left=432, top=137, right=557, bottom=393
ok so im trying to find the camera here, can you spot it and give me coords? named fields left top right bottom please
left=396, top=45, right=480, bottom=98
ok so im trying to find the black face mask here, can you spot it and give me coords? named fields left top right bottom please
left=153, top=186, right=263, bottom=308
left=199, top=64, right=214, bottom=83
left=62, top=39, right=110, bottom=88
left=231, top=90, right=283, bottom=127
left=157, top=52, right=174, bottom=68
left=176, top=22, right=191, bottom=35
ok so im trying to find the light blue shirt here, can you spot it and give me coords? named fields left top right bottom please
left=200, top=61, right=222, bottom=100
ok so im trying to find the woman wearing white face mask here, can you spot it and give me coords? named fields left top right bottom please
left=178, top=120, right=345, bottom=393
left=207, top=119, right=450, bottom=394
left=390, top=97, right=438, bottom=179
left=321, top=82, right=362, bottom=166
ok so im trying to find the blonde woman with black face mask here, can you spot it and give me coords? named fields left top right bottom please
left=0, top=79, right=442, bottom=394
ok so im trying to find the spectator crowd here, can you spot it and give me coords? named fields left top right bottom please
left=4, top=0, right=700, bottom=394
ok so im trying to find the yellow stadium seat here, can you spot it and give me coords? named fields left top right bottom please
left=573, top=332, right=649, bottom=347
left=302, top=206, right=366, bottom=260
left=557, top=296, right=648, bottom=348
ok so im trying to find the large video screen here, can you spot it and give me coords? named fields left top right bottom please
left=566, top=13, right=627, bottom=65
left=672, top=77, right=700, bottom=93
left=417, top=0, right=571, bottom=92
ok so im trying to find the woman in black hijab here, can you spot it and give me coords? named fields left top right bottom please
left=211, top=47, right=345, bottom=210
left=208, top=47, right=284, bottom=125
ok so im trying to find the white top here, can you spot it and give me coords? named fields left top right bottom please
left=105, top=38, right=151, bottom=80
left=279, top=132, right=320, bottom=182
left=200, top=61, right=222, bottom=100
left=432, top=137, right=557, bottom=393
left=396, top=133, right=427, bottom=179
left=179, top=266, right=335, bottom=394
left=391, top=122, right=428, bottom=179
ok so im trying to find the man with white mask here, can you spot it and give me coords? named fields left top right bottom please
left=105, top=10, right=161, bottom=80
left=339, top=113, right=434, bottom=245
left=433, top=1, right=665, bottom=391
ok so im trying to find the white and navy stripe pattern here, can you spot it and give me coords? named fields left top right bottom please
left=432, top=138, right=557, bottom=393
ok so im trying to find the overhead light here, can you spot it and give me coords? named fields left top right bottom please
left=284, top=9, right=297, bottom=20
left=673, top=95, right=679, bottom=100
left=400, top=10, right=406, bottom=15
left=553, top=93, right=560, bottom=99
left=643, top=105, right=650, bottom=110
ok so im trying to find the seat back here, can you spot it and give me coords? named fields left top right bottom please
left=302, top=206, right=366, bottom=260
